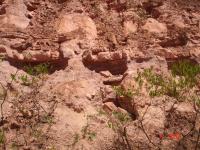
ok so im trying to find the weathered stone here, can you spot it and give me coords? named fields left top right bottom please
left=172, top=16, right=186, bottom=28
left=24, top=1, right=39, bottom=11
left=60, top=41, right=77, bottom=59
left=142, top=18, right=167, bottom=33
left=103, top=76, right=124, bottom=85
left=6, top=47, right=24, bottom=60
left=117, top=107, right=129, bottom=114
left=117, top=95, right=135, bottom=113
left=103, top=92, right=116, bottom=103
left=23, top=146, right=31, bottom=150
left=124, top=21, right=137, bottom=35
left=155, top=48, right=178, bottom=59
left=103, top=102, right=117, bottom=113
left=142, top=106, right=165, bottom=134
left=190, top=47, right=200, bottom=58
left=121, top=74, right=136, bottom=92
left=22, top=50, right=60, bottom=62
left=97, top=52, right=112, bottom=62
left=100, top=71, right=112, bottom=78
left=0, top=0, right=30, bottom=29
left=83, top=50, right=128, bottom=63
left=175, top=102, right=196, bottom=117
left=55, top=13, right=97, bottom=40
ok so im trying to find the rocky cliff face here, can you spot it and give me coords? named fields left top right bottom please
left=0, top=0, right=200, bottom=149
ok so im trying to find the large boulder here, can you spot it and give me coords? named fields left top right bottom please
left=55, top=13, right=97, bottom=40
left=0, top=0, right=30, bottom=29
left=82, top=50, right=128, bottom=74
left=59, top=40, right=77, bottom=59
left=3, top=39, right=61, bottom=62
left=0, top=12, right=97, bottom=63
left=55, top=13, right=97, bottom=60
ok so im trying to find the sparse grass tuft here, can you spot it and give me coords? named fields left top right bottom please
left=171, top=60, right=200, bottom=87
left=40, top=115, right=54, bottom=124
left=24, top=63, right=51, bottom=76
left=47, top=146, right=57, bottom=150
left=136, top=8, right=148, bottom=19
left=97, top=109, right=107, bottom=116
left=18, top=75, right=31, bottom=86
left=112, top=111, right=131, bottom=124
left=113, top=86, right=133, bottom=98
left=11, top=142, right=19, bottom=150
left=107, top=111, right=132, bottom=132
left=32, top=128, right=43, bottom=139
left=133, top=60, right=200, bottom=101
left=81, top=125, right=96, bottom=141
left=0, top=55, right=5, bottom=62
left=72, top=133, right=80, bottom=146
left=0, top=129, right=5, bottom=145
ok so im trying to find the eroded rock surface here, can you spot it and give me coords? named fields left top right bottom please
left=0, top=0, right=200, bottom=149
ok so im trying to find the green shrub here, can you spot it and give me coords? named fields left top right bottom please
left=134, top=62, right=200, bottom=100
left=143, top=68, right=164, bottom=86
left=114, top=60, right=200, bottom=104
left=171, top=60, right=200, bottom=77
left=171, top=60, right=200, bottom=87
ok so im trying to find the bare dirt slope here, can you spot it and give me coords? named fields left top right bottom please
left=0, top=0, right=200, bottom=149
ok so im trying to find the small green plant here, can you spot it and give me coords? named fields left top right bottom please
left=81, top=125, right=96, bottom=141
left=10, top=73, right=37, bottom=87
left=142, top=68, right=164, bottom=86
left=107, top=111, right=132, bottom=132
left=133, top=60, right=200, bottom=102
left=47, top=147, right=57, bottom=150
left=97, top=109, right=107, bottom=116
left=134, top=71, right=144, bottom=88
left=40, top=115, right=54, bottom=124
left=10, top=73, right=17, bottom=81
left=113, top=86, right=133, bottom=98
left=136, top=8, right=148, bottom=19
left=106, top=110, right=132, bottom=149
left=192, top=96, right=200, bottom=108
left=171, top=60, right=200, bottom=87
left=171, top=60, right=200, bottom=77
left=11, top=142, right=19, bottom=150
left=34, top=63, right=50, bottom=74
left=163, top=79, right=180, bottom=98
left=18, top=75, right=31, bottom=86
left=0, top=85, right=5, bottom=100
left=137, top=68, right=185, bottom=98
left=135, top=68, right=166, bottom=98
left=196, top=99, right=200, bottom=107
left=24, top=63, right=51, bottom=76
left=0, top=129, right=5, bottom=145
left=87, top=132, right=96, bottom=141
left=0, top=55, right=5, bottom=62
left=32, top=128, right=43, bottom=139
left=72, top=133, right=80, bottom=146
left=112, top=111, right=131, bottom=124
